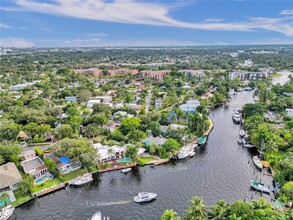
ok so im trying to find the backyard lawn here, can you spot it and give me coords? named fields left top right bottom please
left=137, top=156, right=158, bottom=165
left=61, top=168, right=86, bottom=181
left=11, top=189, right=33, bottom=207
left=31, top=178, right=63, bottom=193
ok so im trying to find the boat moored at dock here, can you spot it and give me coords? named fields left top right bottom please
left=68, top=173, right=93, bottom=186
left=250, top=180, right=271, bottom=193
left=0, top=205, right=14, bottom=220
left=252, top=156, right=263, bottom=170
left=198, top=137, right=207, bottom=146
left=121, top=168, right=131, bottom=173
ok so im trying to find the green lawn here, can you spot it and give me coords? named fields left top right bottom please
left=61, top=168, right=86, bottom=181
left=11, top=189, right=33, bottom=207
left=31, top=178, right=62, bottom=193
left=137, top=156, right=158, bottom=165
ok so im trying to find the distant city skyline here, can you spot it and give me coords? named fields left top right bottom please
left=1, top=0, right=293, bottom=47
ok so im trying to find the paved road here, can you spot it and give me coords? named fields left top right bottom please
left=145, top=87, right=152, bottom=114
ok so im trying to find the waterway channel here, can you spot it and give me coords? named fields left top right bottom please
left=15, top=90, right=274, bottom=220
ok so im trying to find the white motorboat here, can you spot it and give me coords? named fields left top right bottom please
left=239, top=130, right=246, bottom=137
left=91, top=211, right=102, bottom=220
left=232, top=115, right=241, bottom=124
left=134, top=192, right=157, bottom=203
left=121, top=168, right=131, bottom=173
left=243, top=143, right=254, bottom=148
left=0, top=205, right=14, bottom=220
left=253, top=156, right=263, bottom=170
left=250, top=180, right=271, bottom=194
left=177, top=146, right=193, bottom=160
left=69, top=173, right=93, bottom=186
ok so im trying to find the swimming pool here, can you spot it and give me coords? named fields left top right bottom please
left=117, top=157, right=131, bottom=163
left=35, top=176, right=48, bottom=184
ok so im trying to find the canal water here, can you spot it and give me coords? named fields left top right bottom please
left=15, top=91, right=273, bottom=220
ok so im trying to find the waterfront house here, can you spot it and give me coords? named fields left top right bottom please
left=144, top=136, right=167, bottom=146
left=21, top=156, right=49, bottom=181
left=87, top=100, right=101, bottom=108
left=93, top=143, right=126, bottom=163
left=54, top=157, right=82, bottom=175
left=286, top=108, right=293, bottom=117
left=113, top=111, right=134, bottom=120
left=0, top=162, right=23, bottom=204
left=10, top=82, right=36, bottom=91
left=179, top=99, right=200, bottom=113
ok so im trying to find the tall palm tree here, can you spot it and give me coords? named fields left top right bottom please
left=252, top=198, right=271, bottom=210
left=184, top=196, right=207, bottom=220
left=208, top=200, right=230, bottom=220
left=161, top=209, right=181, bottom=220
left=0, top=192, right=10, bottom=207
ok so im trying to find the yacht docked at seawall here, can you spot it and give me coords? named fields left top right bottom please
left=0, top=205, right=14, bottom=220
left=68, top=173, right=93, bottom=186
left=177, top=144, right=195, bottom=160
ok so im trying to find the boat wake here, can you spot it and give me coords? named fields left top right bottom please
left=86, top=200, right=131, bottom=207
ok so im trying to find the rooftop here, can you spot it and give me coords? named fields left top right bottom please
left=21, top=156, right=45, bottom=172
left=0, top=162, right=23, bottom=189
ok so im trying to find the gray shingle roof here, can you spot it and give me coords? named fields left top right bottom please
left=0, top=162, right=23, bottom=189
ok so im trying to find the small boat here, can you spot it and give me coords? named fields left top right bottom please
left=232, top=115, right=241, bottom=124
left=69, top=173, right=93, bottom=186
left=134, top=192, right=157, bottom=203
left=243, top=143, right=254, bottom=148
left=250, top=180, right=271, bottom=193
left=91, top=211, right=102, bottom=220
left=254, top=97, right=259, bottom=102
left=121, top=168, right=131, bottom=173
left=0, top=205, right=14, bottom=220
left=198, top=137, right=207, bottom=146
left=239, top=130, right=246, bottom=137
left=189, top=151, right=196, bottom=158
left=252, top=156, right=263, bottom=169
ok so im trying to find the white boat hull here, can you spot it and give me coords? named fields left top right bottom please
left=0, top=206, right=14, bottom=220
left=253, top=156, right=263, bottom=169
left=134, top=192, right=157, bottom=203
left=121, top=168, right=131, bottom=173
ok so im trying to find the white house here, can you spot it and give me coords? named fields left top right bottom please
left=179, top=99, right=200, bottom=113
left=155, top=99, right=163, bottom=108
left=285, top=108, right=293, bottom=117
left=93, top=143, right=126, bottom=163
left=0, top=162, right=23, bottom=203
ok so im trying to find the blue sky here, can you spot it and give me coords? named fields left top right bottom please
left=1, top=0, right=293, bottom=47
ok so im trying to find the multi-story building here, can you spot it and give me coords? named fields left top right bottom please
left=108, top=68, right=138, bottom=76
left=73, top=68, right=103, bottom=77
left=140, top=70, right=171, bottom=81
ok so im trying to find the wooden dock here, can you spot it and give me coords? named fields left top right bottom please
left=99, top=163, right=136, bottom=173
left=153, top=158, right=170, bottom=165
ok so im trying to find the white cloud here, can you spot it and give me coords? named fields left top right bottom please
left=4, top=0, right=293, bottom=36
left=280, top=9, right=293, bottom=15
left=204, top=18, right=224, bottom=23
left=0, top=23, right=11, bottom=28
left=0, top=38, right=34, bottom=48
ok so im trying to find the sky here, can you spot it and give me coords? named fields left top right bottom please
left=0, top=0, right=293, bottom=47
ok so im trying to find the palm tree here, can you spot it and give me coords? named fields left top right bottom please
left=208, top=200, right=230, bottom=220
left=161, top=209, right=181, bottom=220
left=0, top=192, right=10, bottom=207
left=184, top=196, right=207, bottom=220
left=252, top=198, right=270, bottom=210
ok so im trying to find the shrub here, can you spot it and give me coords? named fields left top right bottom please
left=35, top=147, right=43, bottom=159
